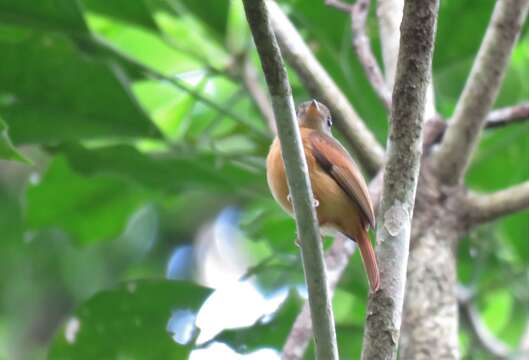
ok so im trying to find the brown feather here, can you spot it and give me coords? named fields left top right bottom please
left=308, top=132, right=376, bottom=229
left=266, top=122, right=380, bottom=291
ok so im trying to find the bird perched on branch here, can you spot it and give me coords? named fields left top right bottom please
left=266, top=99, right=379, bottom=291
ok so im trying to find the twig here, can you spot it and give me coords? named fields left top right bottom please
left=464, top=181, right=529, bottom=225
left=375, top=0, right=403, bottom=88
left=325, top=0, right=353, bottom=12
left=376, top=0, right=437, bottom=119
left=457, top=286, right=512, bottom=358
left=242, top=57, right=277, bottom=133
left=485, top=102, right=529, bottom=128
left=282, top=235, right=355, bottom=359
left=242, top=1, right=339, bottom=359
left=361, top=0, right=439, bottom=358
left=433, top=0, right=529, bottom=185
left=266, top=1, right=385, bottom=175
left=461, top=300, right=512, bottom=358
left=423, top=102, right=529, bottom=151
left=350, top=0, right=392, bottom=110
left=92, top=36, right=271, bottom=139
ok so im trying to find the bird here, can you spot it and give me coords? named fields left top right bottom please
left=266, top=99, right=379, bottom=291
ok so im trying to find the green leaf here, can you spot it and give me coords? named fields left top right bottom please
left=27, top=156, right=147, bottom=245
left=48, top=279, right=212, bottom=359
left=175, top=0, right=230, bottom=39
left=53, top=143, right=264, bottom=194
left=481, top=289, right=513, bottom=334
left=0, top=29, right=160, bottom=144
left=0, top=0, right=89, bottom=34
left=81, top=0, right=157, bottom=31
left=0, top=116, right=31, bottom=164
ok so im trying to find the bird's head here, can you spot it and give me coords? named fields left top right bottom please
left=297, top=99, right=333, bottom=135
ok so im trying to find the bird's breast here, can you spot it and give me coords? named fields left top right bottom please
left=266, top=133, right=363, bottom=237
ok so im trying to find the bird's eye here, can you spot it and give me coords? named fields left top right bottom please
left=326, top=117, right=333, bottom=127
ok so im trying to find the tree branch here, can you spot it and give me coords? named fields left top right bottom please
left=361, top=0, right=439, bottom=358
left=433, top=0, right=529, bottom=185
left=460, top=297, right=512, bottom=358
left=376, top=0, right=437, bottom=119
left=351, top=0, right=392, bottom=110
left=485, top=102, right=529, bottom=128
left=325, top=0, right=353, bottom=12
left=266, top=1, right=385, bottom=175
left=242, top=1, right=338, bottom=359
left=456, top=286, right=528, bottom=359
left=464, top=181, right=529, bottom=225
left=281, top=175, right=384, bottom=359
left=240, top=56, right=277, bottom=133
left=92, top=36, right=270, bottom=139
left=282, top=235, right=355, bottom=360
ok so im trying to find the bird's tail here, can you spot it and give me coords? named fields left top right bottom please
left=357, top=230, right=380, bottom=291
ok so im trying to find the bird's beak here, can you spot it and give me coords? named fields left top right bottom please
left=306, top=99, right=321, bottom=118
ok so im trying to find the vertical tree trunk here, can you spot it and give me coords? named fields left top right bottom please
left=400, top=213, right=460, bottom=359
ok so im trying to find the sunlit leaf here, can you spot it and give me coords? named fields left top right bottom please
left=0, top=117, right=31, bottom=164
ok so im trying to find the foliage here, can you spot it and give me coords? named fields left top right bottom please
left=0, top=0, right=527, bottom=359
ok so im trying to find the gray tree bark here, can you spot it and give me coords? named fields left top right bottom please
left=360, top=0, right=439, bottom=358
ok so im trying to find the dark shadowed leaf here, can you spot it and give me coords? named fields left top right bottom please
left=48, top=279, right=212, bottom=359
left=0, top=29, right=160, bottom=144
left=27, top=156, right=147, bottom=245
left=81, top=0, right=157, bottom=31
left=0, top=0, right=89, bottom=34
left=51, top=143, right=265, bottom=194
left=174, top=0, right=230, bottom=39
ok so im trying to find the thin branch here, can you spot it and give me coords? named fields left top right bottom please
left=281, top=175, right=384, bottom=359
left=92, top=36, right=270, bottom=139
left=361, top=0, right=439, bottom=358
left=242, top=1, right=338, bottom=359
left=433, top=0, right=529, bottom=185
left=423, top=102, right=529, bottom=152
left=464, top=181, right=529, bottom=225
left=350, top=0, right=392, bottom=110
left=325, top=0, right=353, bottom=12
left=461, top=299, right=512, bottom=358
left=376, top=0, right=437, bottom=119
left=485, top=102, right=529, bottom=128
left=282, top=235, right=355, bottom=360
left=227, top=54, right=277, bottom=133
left=457, top=286, right=516, bottom=359
left=242, top=58, right=277, bottom=133
left=375, top=0, right=402, bottom=89
left=266, top=1, right=385, bottom=175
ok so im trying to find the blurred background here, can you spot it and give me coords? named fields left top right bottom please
left=0, top=0, right=527, bottom=359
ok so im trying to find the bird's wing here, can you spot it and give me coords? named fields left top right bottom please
left=309, top=131, right=376, bottom=229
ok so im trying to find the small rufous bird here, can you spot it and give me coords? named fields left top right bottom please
left=266, top=99, right=379, bottom=291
